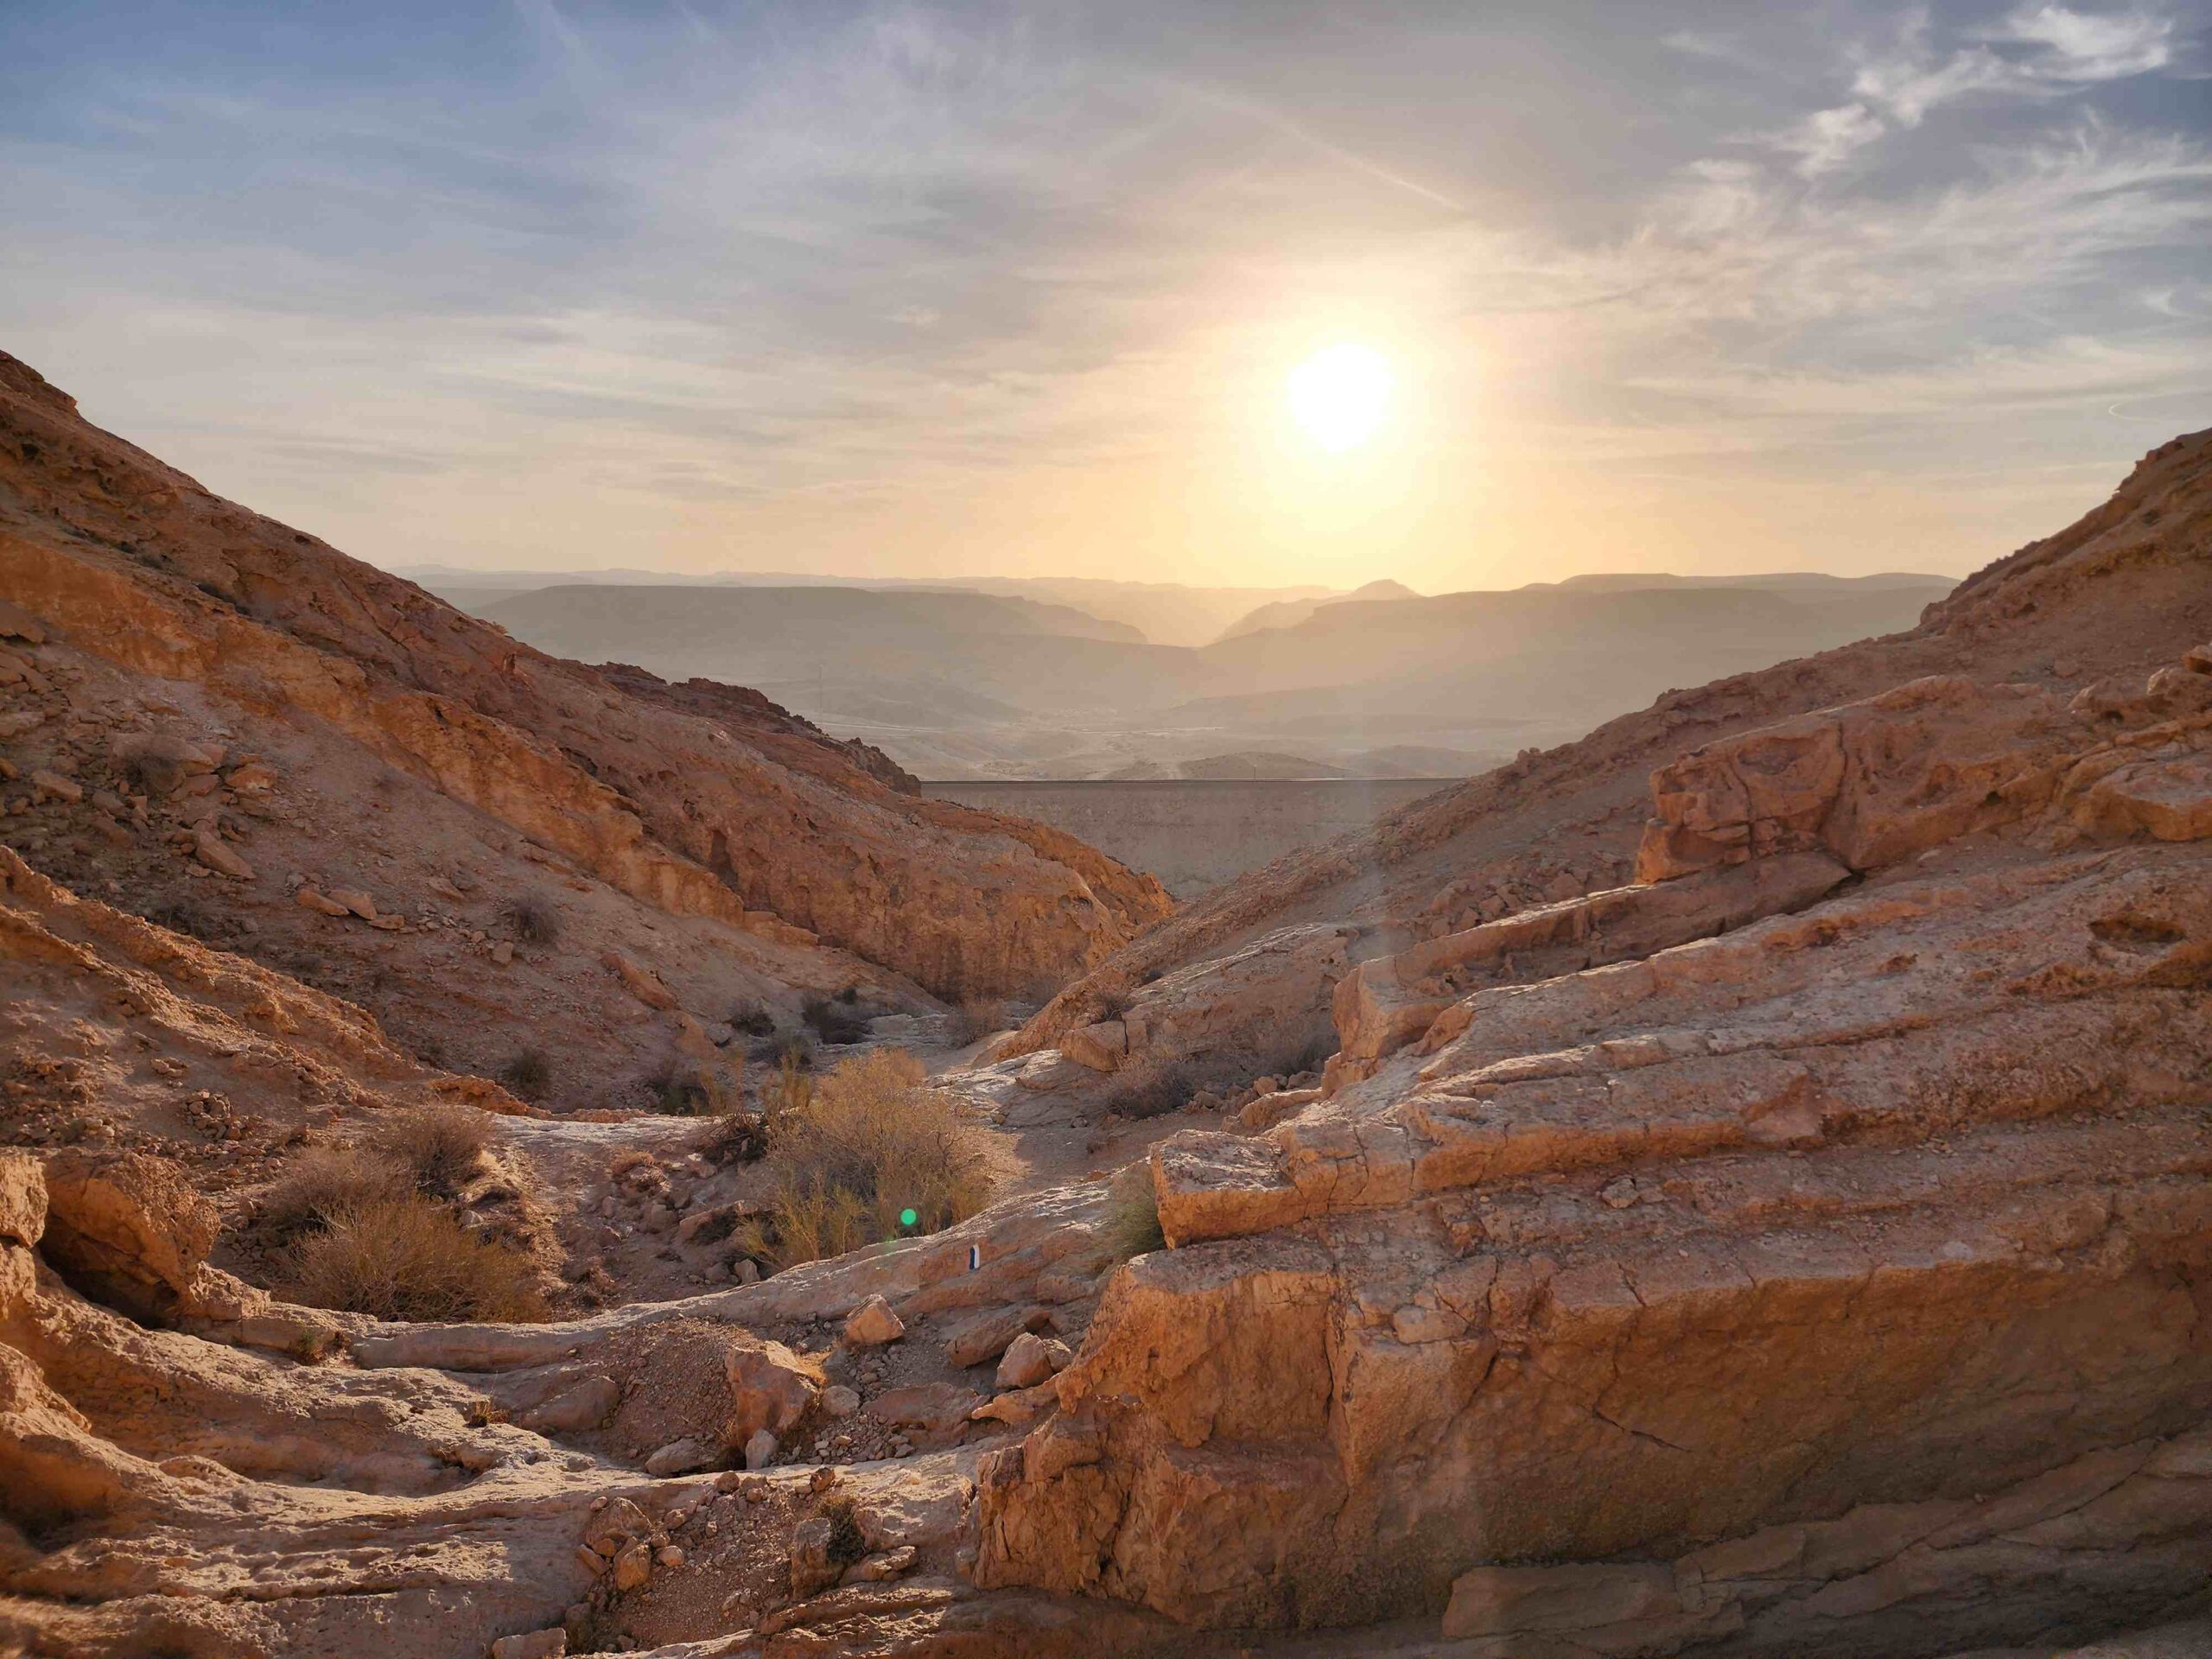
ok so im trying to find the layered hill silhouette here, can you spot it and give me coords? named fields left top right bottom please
left=465, top=567, right=1954, bottom=780
left=1211, top=576, right=1421, bottom=641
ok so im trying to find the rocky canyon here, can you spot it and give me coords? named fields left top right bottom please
left=2, top=350, right=2210, bottom=1659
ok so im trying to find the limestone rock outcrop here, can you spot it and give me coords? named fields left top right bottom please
left=969, top=632, right=2212, bottom=1656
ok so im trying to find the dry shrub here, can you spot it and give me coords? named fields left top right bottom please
left=648, top=1053, right=741, bottom=1117
left=948, top=999, right=1007, bottom=1046
left=764, top=1051, right=815, bottom=1128
left=1106, top=1062, right=1193, bottom=1121
left=258, top=1147, right=410, bottom=1242
left=739, top=1048, right=991, bottom=1270
left=802, top=996, right=870, bottom=1046
left=501, top=1046, right=552, bottom=1102
left=609, top=1148, right=658, bottom=1182
left=695, top=1109, right=769, bottom=1165
left=370, top=1103, right=492, bottom=1198
left=822, top=1493, right=868, bottom=1565
left=503, top=895, right=560, bottom=945
left=286, top=1197, right=548, bottom=1322
left=728, top=1000, right=778, bottom=1039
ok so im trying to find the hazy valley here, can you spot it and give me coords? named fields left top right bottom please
left=408, top=566, right=1955, bottom=785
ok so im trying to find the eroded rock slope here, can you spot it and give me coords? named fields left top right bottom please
left=0, top=349, right=1168, bottom=1098
left=973, top=633, right=2212, bottom=1655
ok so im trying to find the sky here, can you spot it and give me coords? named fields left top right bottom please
left=3, top=1, right=2208, bottom=592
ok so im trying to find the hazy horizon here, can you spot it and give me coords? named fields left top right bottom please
left=6, top=1, right=2207, bottom=592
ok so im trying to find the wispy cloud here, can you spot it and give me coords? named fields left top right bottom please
left=1772, top=3, right=2178, bottom=175
left=0, top=0, right=2204, bottom=587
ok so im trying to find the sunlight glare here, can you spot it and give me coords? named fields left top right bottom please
left=1287, top=342, right=1395, bottom=453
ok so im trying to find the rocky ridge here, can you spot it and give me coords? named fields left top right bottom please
left=0, top=347, right=1168, bottom=1050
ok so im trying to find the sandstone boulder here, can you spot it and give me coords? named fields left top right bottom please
left=843, top=1294, right=905, bottom=1346
left=602, top=951, right=679, bottom=1011
left=0, top=1153, right=45, bottom=1323
left=723, top=1332, right=821, bottom=1446
left=995, top=1332, right=1071, bottom=1391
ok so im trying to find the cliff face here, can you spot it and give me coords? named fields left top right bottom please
left=0, top=353, right=1168, bottom=1031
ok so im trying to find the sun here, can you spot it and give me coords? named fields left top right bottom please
left=1287, top=342, right=1395, bottom=453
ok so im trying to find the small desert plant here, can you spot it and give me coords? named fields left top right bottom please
left=822, top=1493, right=868, bottom=1566
left=1107, top=1062, right=1193, bottom=1122
left=736, top=1048, right=991, bottom=1270
left=286, top=1196, right=547, bottom=1322
left=257, top=1147, right=410, bottom=1242
left=500, top=1046, right=552, bottom=1103
left=802, top=996, right=870, bottom=1046
left=369, top=1102, right=493, bottom=1198
left=948, top=998, right=1007, bottom=1046
left=609, top=1148, right=659, bottom=1183
left=729, top=1000, right=778, bottom=1039
left=1103, top=1167, right=1166, bottom=1261
left=762, top=1051, right=816, bottom=1131
left=1092, top=988, right=1133, bottom=1021
left=502, top=895, right=560, bottom=946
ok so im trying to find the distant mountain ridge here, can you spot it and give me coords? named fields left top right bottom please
left=470, top=569, right=1955, bottom=781
left=1213, top=578, right=1420, bottom=642
left=1525, top=569, right=1957, bottom=594
left=399, top=564, right=1332, bottom=647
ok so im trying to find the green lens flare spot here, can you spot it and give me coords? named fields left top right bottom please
left=899, top=1208, right=918, bottom=1229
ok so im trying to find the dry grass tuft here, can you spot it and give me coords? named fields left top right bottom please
left=370, top=1103, right=493, bottom=1198
left=500, top=1046, right=552, bottom=1102
left=738, top=1048, right=991, bottom=1270
left=257, top=1147, right=410, bottom=1242
left=948, top=998, right=1007, bottom=1046
left=503, top=895, right=561, bottom=945
left=286, top=1196, right=548, bottom=1322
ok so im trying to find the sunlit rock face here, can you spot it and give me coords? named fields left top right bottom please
left=971, top=431, right=2212, bottom=1651
left=0, top=346, right=1169, bottom=1016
